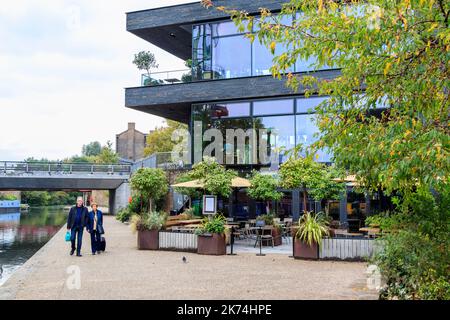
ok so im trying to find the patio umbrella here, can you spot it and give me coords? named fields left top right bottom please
left=171, top=177, right=251, bottom=188
left=333, top=175, right=359, bottom=187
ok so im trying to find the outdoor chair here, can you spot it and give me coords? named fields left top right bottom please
left=254, top=227, right=274, bottom=248
left=246, top=225, right=258, bottom=243
left=282, top=226, right=291, bottom=243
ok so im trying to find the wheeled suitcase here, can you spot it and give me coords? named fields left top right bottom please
left=99, top=236, right=106, bottom=252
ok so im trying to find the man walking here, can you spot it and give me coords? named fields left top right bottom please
left=67, top=196, right=89, bottom=257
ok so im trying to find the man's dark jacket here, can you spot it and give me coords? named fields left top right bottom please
left=67, top=206, right=89, bottom=229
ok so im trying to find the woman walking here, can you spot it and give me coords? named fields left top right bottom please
left=87, top=203, right=104, bottom=255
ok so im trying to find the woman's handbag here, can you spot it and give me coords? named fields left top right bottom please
left=65, top=231, right=71, bottom=242
left=97, top=224, right=105, bottom=235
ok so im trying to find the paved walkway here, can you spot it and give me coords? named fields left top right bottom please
left=0, top=216, right=378, bottom=300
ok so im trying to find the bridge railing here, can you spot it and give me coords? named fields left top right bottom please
left=132, top=152, right=190, bottom=172
left=0, top=161, right=132, bottom=176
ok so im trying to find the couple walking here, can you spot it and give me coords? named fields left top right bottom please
left=67, top=197, right=104, bottom=257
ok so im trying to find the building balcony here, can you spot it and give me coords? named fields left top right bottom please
left=125, top=69, right=341, bottom=123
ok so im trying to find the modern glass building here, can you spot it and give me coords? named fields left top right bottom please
left=125, top=1, right=384, bottom=223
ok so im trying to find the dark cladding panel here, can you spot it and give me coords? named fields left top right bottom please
left=127, top=1, right=284, bottom=31
left=125, top=70, right=341, bottom=122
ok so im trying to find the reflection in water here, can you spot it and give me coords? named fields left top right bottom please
left=0, top=207, right=67, bottom=286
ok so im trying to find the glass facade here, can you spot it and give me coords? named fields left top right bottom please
left=192, top=15, right=334, bottom=81
left=191, top=96, right=332, bottom=168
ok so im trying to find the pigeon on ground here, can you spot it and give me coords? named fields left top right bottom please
left=182, top=256, right=187, bottom=263
left=0, top=265, right=3, bottom=278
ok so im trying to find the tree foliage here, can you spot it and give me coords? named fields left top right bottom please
left=247, top=171, right=283, bottom=202
left=189, top=156, right=237, bottom=198
left=144, top=120, right=188, bottom=156
left=130, top=168, right=168, bottom=213
left=82, top=141, right=102, bottom=157
left=132, top=51, right=159, bottom=76
left=205, top=0, right=449, bottom=196
left=279, top=148, right=344, bottom=211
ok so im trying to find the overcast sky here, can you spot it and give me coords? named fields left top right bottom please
left=0, top=0, right=195, bottom=161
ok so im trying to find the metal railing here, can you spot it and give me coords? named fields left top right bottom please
left=132, top=152, right=190, bottom=172
left=0, top=161, right=132, bottom=176
left=141, top=69, right=191, bottom=86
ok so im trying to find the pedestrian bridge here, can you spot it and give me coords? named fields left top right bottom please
left=0, top=161, right=131, bottom=191
left=0, top=161, right=132, bottom=214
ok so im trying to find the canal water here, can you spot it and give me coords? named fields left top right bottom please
left=0, top=207, right=67, bottom=286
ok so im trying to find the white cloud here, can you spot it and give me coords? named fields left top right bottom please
left=0, top=0, right=195, bottom=161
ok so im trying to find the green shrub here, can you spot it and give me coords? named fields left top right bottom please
left=196, top=214, right=226, bottom=235
left=295, top=212, right=329, bottom=246
left=374, top=187, right=450, bottom=300
left=116, top=208, right=132, bottom=223
left=130, top=212, right=168, bottom=233
left=148, top=211, right=168, bottom=231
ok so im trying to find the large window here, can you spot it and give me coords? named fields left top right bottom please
left=254, top=99, right=294, bottom=116
left=296, top=97, right=332, bottom=162
left=212, top=35, right=252, bottom=79
left=256, top=115, right=296, bottom=164
left=192, top=14, right=334, bottom=81
left=192, top=97, right=332, bottom=167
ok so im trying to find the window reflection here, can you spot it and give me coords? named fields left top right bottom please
left=257, top=116, right=296, bottom=164
left=212, top=35, right=252, bottom=79
left=254, top=99, right=294, bottom=116
left=296, top=114, right=332, bottom=162
left=297, top=96, right=328, bottom=113
left=192, top=97, right=332, bottom=166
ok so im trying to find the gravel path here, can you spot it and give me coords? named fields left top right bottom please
left=0, top=216, right=378, bottom=300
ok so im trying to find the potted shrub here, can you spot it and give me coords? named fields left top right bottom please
left=293, top=212, right=329, bottom=260
left=196, top=214, right=227, bottom=255
left=131, top=212, right=167, bottom=250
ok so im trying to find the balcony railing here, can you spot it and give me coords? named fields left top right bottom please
left=141, top=69, right=191, bottom=86
left=132, top=152, right=190, bottom=171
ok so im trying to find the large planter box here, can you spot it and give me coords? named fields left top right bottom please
left=293, top=238, right=319, bottom=260
left=197, top=233, right=226, bottom=256
left=137, top=230, right=159, bottom=250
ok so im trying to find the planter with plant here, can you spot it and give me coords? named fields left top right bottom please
left=293, top=212, right=329, bottom=260
left=196, top=214, right=227, bottom=255
left=131, top=212, right=167, bottom=250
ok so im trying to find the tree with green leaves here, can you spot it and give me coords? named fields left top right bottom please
left=95, top=141, right=119, bottom=164
left=247, top=171, right=283, bottom=214
left=279, top=149, right=343, bottom=212
left=133, top=51, right=159, bottom=78
left=144, top=120, right=188, bottom=156
left=82, top=141, right=102, bottom=157
left=205, top=0, right=450, bottom=299
left=189, top=156, right=237, bottom=198
left=130, top=168, right=168, bottom=213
